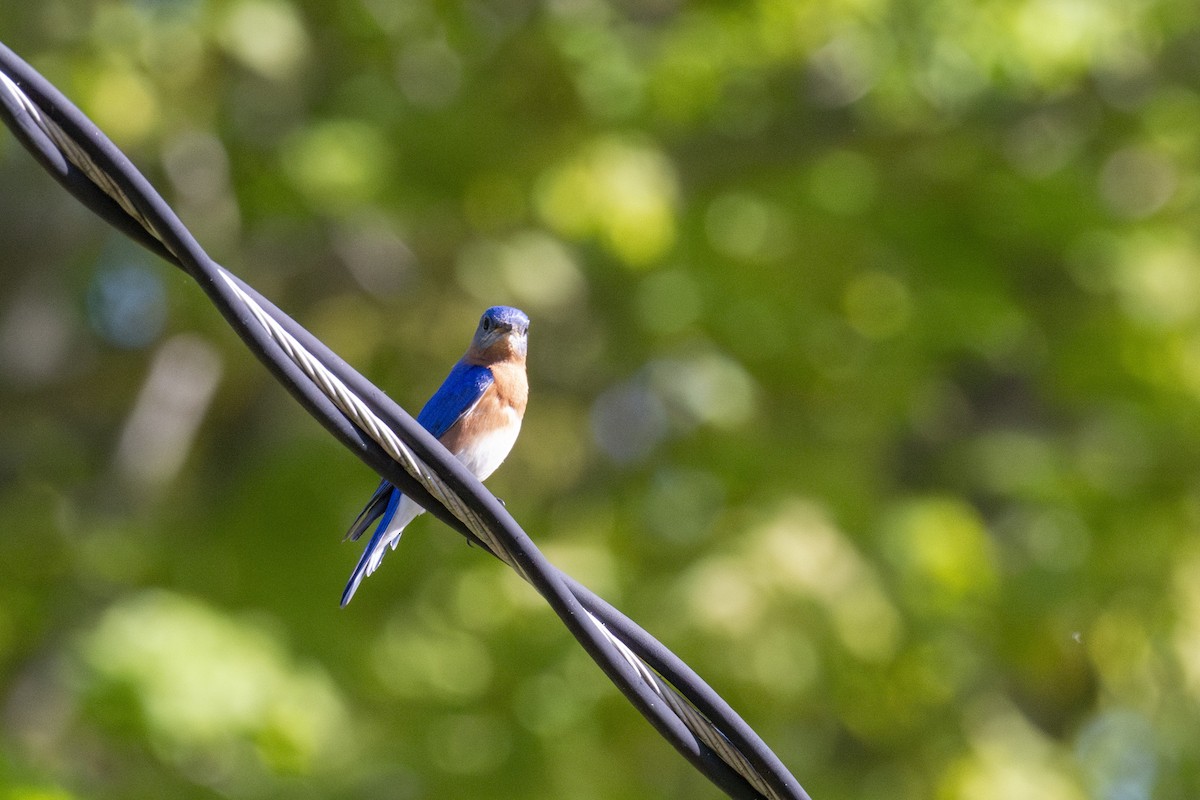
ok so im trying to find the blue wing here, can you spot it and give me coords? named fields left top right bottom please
left=415, top=361, right=494, bottom=438
left=341, top=362, right=494, bottom=604
left=343, top=362, right=492, bottom=543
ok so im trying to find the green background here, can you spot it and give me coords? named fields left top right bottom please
left=1, top=1, right=1198, bottom=798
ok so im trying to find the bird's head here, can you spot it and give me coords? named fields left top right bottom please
left=471, top=305, right=530, bottom=359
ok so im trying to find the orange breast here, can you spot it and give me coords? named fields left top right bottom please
left=438, top=359, right=527, bottom=480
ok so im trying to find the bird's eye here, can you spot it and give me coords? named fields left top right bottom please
left=482, top=317, right=493, bottom=332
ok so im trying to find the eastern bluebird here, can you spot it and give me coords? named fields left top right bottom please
left=340, top=305, right=530, bottom=606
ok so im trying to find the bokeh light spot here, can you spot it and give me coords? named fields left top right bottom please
left=883, top=497, right=998, bottom=610
left=842, top=270, right=912, bottom=339
left=684, top=555, right=764, bottom=633
left=1004, top=111, right=1086, bottom=178
left=808, top=28, right=888, bottom=107
left=1014, top=0, right=1123, bottom=81
left=396, top=39, right=463, bottom=109
left=499, top=232, right=587, bottom=314
left=0, top=286, right=73, bottom=387
left=969, top=430, right=1061, bottom=497
left=648, top=350, right=758, bottom=429
left=1112, top=232, right=1200, bottom=328
left=79, top=591, right=348, bottom=779
left=218, top=0, right=310, bottom=80
left=748, top=501, right=903, bottom=661
left=456, top=231, right=587, bottom=316
left=281, top=119, right=391, bottom=211
left=917, top=39, right=986, bottom=110
left=590, top=379, right=669, bottom=464
left=1172, top=551, right=1200, bottom=700
left=86, top=68, right=158, bottom=146
left=371, top=619, right=494, bottom=702
left=705, top=192, right=791, bottom=262
left=1075, top=709, right=1157, bottom=800
left=536, top=137, right=678, bottom=267
left=1099, top=146, right=1177, bottom=219
left=942, top=697, right=1086, bottom=800
left=86, top=262, right=167, bottom=349
left=747, top=625, right=819, bottom=700
left=332, top=214, right=416, bottom=298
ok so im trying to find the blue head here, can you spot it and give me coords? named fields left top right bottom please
left=471, top=305, right=530, bottom=359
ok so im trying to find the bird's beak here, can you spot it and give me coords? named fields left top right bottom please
left=498, top=323, right=527, bottom=354
left=499, top=322, right=526, bottom=338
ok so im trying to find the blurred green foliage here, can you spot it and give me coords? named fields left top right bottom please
left=2, top=0, right=1200, bottom=798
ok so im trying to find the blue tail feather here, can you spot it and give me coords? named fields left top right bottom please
left=343, top=479, right=393, bottom=542
left=340, top=486, right=402, bottom=607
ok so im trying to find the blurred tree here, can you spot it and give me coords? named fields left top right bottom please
left=2, top=0, right=1200, bottom=798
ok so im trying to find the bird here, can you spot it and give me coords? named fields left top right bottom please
left=340, top=305, right=529, bottom=606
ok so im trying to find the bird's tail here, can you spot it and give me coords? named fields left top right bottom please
left=343, top=479, right=394, bottom=541
left=340, top=490, right=423, bottom=606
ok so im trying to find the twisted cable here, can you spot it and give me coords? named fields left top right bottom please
left=0, top=41, right=809, bottom=800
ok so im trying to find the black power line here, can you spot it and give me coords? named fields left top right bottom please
left=0, top=41, right=811, bottom=800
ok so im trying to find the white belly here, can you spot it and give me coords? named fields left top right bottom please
left=454, top=409, right=522, bottom=480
